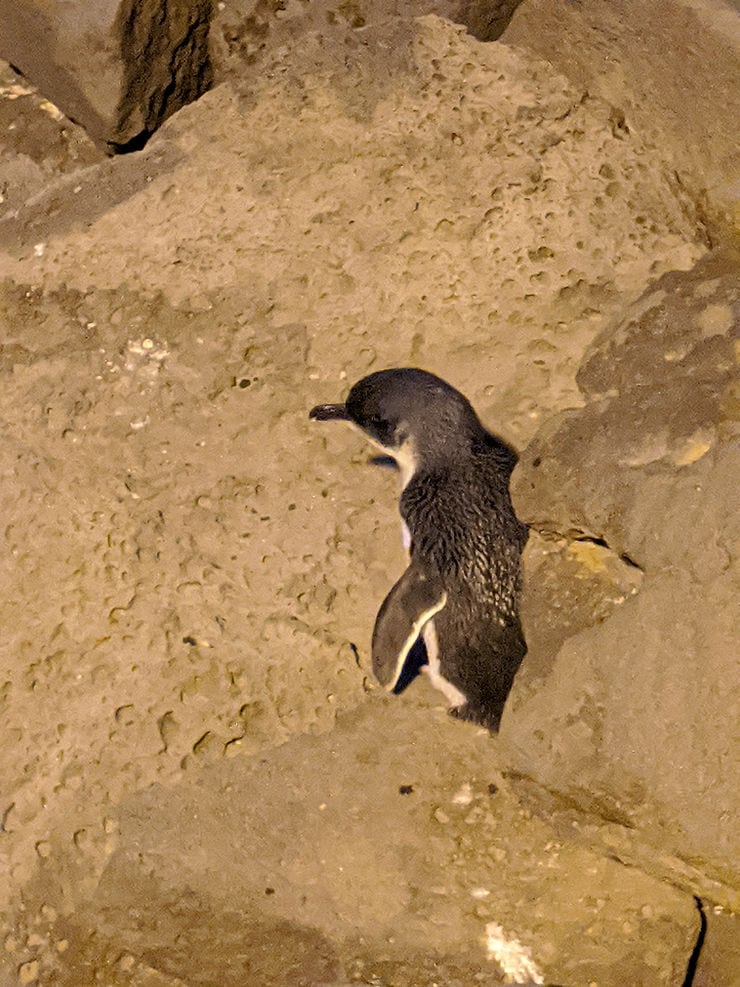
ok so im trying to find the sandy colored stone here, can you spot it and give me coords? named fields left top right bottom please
left=0, top=0, right=212, bottom=149
left=504, top=0, right=740, bottom=234
left=42, top=701, right=698, bottom=987
left=0, top=16, right=706, bottom=442
left=505, top=248, right=740, bottom=893
left=0, top=61, right=102, bottom=224
left=17, top=959, right=39, bottom=985
left=0, top=3, right=736, bottom=984
left=0, top=18, right=710, bottom=919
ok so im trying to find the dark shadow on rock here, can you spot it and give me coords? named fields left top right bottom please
left=113, top=0, right=213, bottom=152
left=455, top=0, right=527, bottom=41
left=68, top=877, right=343, bottom=987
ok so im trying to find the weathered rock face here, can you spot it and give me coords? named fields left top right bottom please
left=505, top=247, right=740, bottom=890
left=209, top=0, right=524, bottom=84
left=0, top=0, right=212, bottom=149
left=504, top=0, right=740, bottom=234
left=0, top=3, right=737, bottom=983
left=0, top=62, right=103, bottom=221
left=12, top=701, right=701, bottom=987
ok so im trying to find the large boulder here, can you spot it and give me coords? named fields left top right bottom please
left=0, top=0, right=212, bottom=149
left=504, top=0, right=740, bottom=233
left=504, top=247, right=740, bottom=891
left=33, top=701, right=700, bottom=987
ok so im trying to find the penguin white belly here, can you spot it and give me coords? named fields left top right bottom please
left=401, top=520, right=411, bottom=551
left=422, top=619, right=466, bottom=709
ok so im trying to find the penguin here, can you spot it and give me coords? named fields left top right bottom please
left=309, top=368, right=528, bottom=731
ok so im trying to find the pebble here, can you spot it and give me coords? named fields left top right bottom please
left=18, top=960, right=39, bottom=985
left=451, top=782, right=473, bottom=806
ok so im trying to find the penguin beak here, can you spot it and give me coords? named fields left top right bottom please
left=309, top=403, right=351, bottom=422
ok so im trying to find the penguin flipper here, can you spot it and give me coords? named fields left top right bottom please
left=371, top=563, right=447, bottom=691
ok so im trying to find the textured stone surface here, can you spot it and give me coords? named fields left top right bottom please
left=0, top=4, right=734, bottom=983
left=0, top=62, right=102, bottom=222
left=693, top=908, right=740, bottom=987
left=210, top=0, right=524, bottom=87
left=7, top=702, right=700, bottom=987
left=505, top=247, right=740, bottom=893
left=0, top=26, right=708, bottom=905
left=0, top=0, right=212, bottom=149
left=504, top=0, right=740, bottom=234
left=0, top=16, right=705, bottom=433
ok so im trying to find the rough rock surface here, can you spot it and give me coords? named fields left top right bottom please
left=505, top=247, right=740, bottom=894
left=0, top=16, right=706, bottom=429
left=209, top=0, right=524, bottom=85
left=504, top=0, right=740, bottom=234
left=0, top=1, right=737, bottom=984
left=9, top=700, right=701, bottom=986
left=0, top=0, right=212, bottom=149
left=0, top=64, right=103, bottom=221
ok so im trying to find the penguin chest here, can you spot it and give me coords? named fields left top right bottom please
left=401, top=520, right=411, bottom=551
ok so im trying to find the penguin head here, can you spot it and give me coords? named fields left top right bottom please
left=310, top=368, right=482, bottom=475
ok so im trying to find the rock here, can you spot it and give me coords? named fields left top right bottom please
left=504, top=247, right=740, bottom=895
left=458, top=1, right=526, bottom=41
left=74, top=700, right=699, bottom=987
left=503, top=0, right=740, bottom=234
left=0, top=0, right=212, bottom=149
left=210, top=0, right=524, bottom=87
left=0, top=7, right=730, bottom=984
left=0, top=61, right=102, bottom=222
left=692, top=907, right=740, bottom=987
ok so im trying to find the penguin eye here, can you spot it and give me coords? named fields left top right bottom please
left=366, top=416, right=397, bottom=447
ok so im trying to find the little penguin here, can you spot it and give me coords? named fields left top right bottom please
left=309, top=367, right=528, bottom=731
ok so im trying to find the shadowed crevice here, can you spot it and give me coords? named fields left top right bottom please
left=681, top=897, right=707, bottom=987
